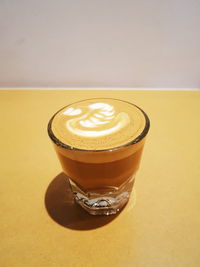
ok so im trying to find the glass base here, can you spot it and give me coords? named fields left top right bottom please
left=69, top=176, right=135, bottom=215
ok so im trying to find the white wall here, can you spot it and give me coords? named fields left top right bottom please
left=0, top=0, right=200, bottom=88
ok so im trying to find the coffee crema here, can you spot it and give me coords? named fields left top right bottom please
left=50, top=98, right=146, bottom=150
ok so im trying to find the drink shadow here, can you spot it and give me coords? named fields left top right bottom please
left=44, top=173, right=122, bottom=230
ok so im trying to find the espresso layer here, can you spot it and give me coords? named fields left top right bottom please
left=51, top=98, right=146, bottom=150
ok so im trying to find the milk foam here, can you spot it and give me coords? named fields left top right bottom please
left=64, top=103, right=130, bottom=138
left=51, top=99, right=146, bottom=150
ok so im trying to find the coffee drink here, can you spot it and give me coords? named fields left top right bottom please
left=48, top=98, right=150, bottom=215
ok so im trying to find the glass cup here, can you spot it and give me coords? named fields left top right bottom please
left=48, top=98, right=150, bottom=215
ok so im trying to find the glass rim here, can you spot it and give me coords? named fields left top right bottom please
left=47, top=98, right=150, bottom=152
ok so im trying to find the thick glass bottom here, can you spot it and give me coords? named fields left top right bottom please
left=69, top=176, right=135, bottom=215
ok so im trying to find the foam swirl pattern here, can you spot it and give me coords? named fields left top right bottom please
left=51, top=98, right=146, bottom=150
left=65, top=103, right=130, bottom=138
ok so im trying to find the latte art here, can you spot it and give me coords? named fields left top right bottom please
left=50, top=98, right=146, bottom=150
left=64, top=103, right=130, bottom=138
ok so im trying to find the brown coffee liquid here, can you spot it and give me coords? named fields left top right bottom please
left=55, top=142, right=144, bottom=191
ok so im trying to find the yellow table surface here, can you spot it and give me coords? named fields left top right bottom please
left=0, top=90, right=200, bottom=267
